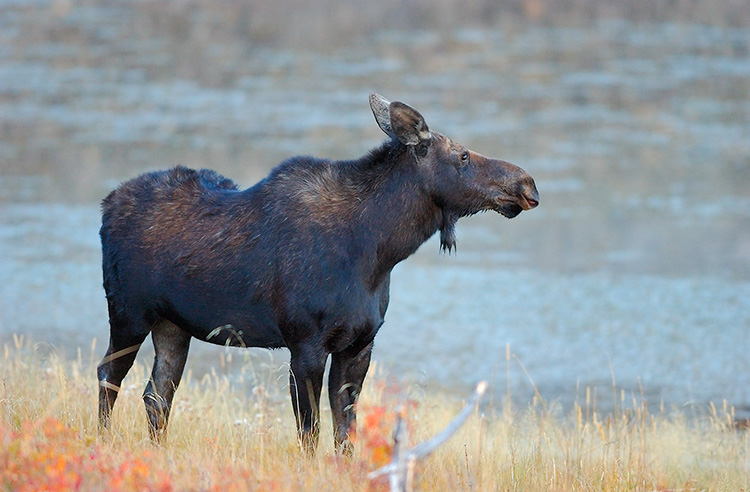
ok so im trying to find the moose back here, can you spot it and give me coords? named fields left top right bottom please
left=97, top=93, right=539, bottom=452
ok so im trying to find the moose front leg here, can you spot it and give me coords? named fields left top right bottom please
left=328, top=341, right=373, bottom=454
left=289, top=345, right=327, bottom=454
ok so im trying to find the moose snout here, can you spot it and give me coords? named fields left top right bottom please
left=522, top=188, right=539, bottom=210
left=488, top=163, right=540, bottom=218
left=518, top=178, right=539, bottom=210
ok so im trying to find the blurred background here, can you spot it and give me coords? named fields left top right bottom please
left=1, top=0, right=748, bottom=417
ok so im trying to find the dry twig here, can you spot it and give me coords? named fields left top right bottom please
left=368, top=381, right=488, bottom=492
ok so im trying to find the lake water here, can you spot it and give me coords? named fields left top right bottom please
left=1, top=1, right=748, bottom=418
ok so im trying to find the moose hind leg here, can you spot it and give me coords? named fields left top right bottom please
left=328, top=341, right=373, bottom=454
left=144, top=321, right=191, bottom=443
left=98, top=320, right=149, bottom=430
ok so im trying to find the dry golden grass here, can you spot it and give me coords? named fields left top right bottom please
left=1, top=336, right=748, bottom=491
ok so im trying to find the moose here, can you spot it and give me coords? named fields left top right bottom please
left=97, top=93, right=539, bottom=453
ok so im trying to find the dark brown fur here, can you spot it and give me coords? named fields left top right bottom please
left=97, top=94, right=539, bottom=453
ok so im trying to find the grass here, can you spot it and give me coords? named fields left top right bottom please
left=1, top=336, right=748, bottom=491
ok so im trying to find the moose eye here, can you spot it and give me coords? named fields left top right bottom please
left=460, top=151, right=470, bottom=164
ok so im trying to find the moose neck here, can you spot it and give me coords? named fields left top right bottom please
left=347, top=142, right=446, bottom=285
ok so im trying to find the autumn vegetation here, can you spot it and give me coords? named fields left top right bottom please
left=1, top=336, right=747, bottom=491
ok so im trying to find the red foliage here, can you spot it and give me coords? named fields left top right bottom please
left=354, top=393, right=418, bottom=469
left=0, top=386, right=418, bottom=492
left=0, top=417, right=172, bottom=492
left=356, top=405, right=395, bottom=468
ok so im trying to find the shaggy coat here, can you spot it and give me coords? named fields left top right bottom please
left=97, top=94, right=539, bottom=452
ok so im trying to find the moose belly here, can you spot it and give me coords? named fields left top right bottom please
left=159, top=293, right=286, bottom=349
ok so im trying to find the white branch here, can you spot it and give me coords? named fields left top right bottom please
left=368, top=380, right=488, bottom=490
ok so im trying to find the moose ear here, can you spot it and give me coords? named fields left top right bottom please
left=389, top=101, right=431, bottom=146
left=369, top=93, right=396, bottom=138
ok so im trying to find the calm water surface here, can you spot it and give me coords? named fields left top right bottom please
left=1, top=2, right=748, bottom=417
